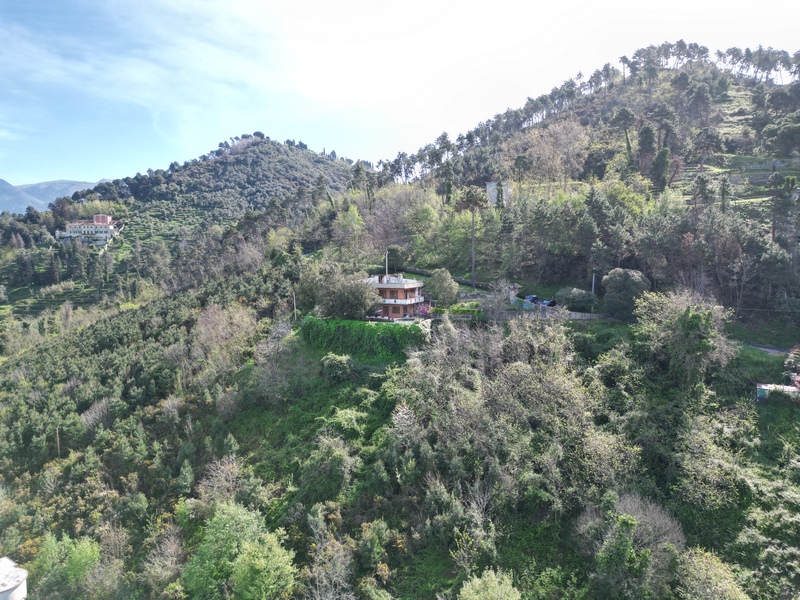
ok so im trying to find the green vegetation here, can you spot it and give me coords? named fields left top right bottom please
left=3, top=39, right=800, bottom=600
left=426, top=268, right=459, bottom=307
left=300, top=316, right=428, bottom=360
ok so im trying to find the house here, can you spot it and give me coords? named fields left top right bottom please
left=56, top=214, right=117, bottom=243
left=367, top=274, right=425, bottom=319
left=0, top=557, right=27, bottom=600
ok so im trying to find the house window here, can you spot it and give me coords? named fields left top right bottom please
left=390, top=290, right=398, bottom=299
left=392, top=306, right=401, bottom=314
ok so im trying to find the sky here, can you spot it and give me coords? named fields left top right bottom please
left=1, top=0, right=798, bottom=185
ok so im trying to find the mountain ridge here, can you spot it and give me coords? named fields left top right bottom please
left=0, top=178, right=99, bottom=214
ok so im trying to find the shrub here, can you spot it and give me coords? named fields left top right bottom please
left=300, top=316, right=427, bottom=360
left=458, top=569, right=521, bottom=600
left=320, top=353, right=355, bottom=382
left=555, top=287, right=597, bottom=312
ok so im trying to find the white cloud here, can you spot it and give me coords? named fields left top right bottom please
left=4, top=0, right=800, bottom=180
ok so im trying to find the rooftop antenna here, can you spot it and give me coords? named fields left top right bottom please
left=385, top=247, right=389, bottom=276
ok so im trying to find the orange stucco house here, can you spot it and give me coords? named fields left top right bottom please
left=366, top=274, right=425, bottom=319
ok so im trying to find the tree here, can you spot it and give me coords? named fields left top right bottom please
left=456, top=186, right=490, bottom=288
left=593, top=515, right=652, bottom=599
left=579, top=494, right=684, bottom=600
left=141, top=526, right=185, bottom=594
left=691, top=173, right=714, bottom=207
left=14, top=250, right=34, bottom=286
left=619, top=56, right=630, bottom=84
left=48, top=254, right=62, bottom=285
left=297, top=261, right=380, bottom=320
left=331, top=201, right=366, bottom=259
left=652, top=147, right=671, bottom=190
left=299, top=434, right=358, bottom=504
left=602, top=269, right=651, bottom=320
left=677, top=549, right=748, bottom=600
left=230, top=534, right=297, bottom=600
left=304, top=503, right=357, bottom=600
left=495, top=181, right=505, bottom=209
left=637, top=124, right=656, bottom=173
left=28, top=533, right=102, bottom=599
left=633, top=290, right=735, bottom=389
left=612, top=108, right=636, bottom=165
left=767, top=171, right=794, bottom=241
left=427, top=268, right=459, bottom=307
left=458, top=569, right=521, bottom=600
left=318, top=273, right=381, bottom=320
left=718, top=175, right=732, bottom=211
left=182, top=502, right=295, bottom=600
left=690, top=128, right=723, bottom=168
left=513, top=154, right=532, bottom=184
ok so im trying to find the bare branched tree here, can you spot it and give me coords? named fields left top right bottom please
left=198, top=455, right=242, bottom=505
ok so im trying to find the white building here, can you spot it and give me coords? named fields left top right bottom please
left=56, top=214, right=117, bottom=243
left=0, top=557, right=27, bottom=600
left=486, top=182, right=511, bottom=205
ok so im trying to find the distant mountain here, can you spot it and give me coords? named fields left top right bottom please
left=0, top=178, right=99, bottom=214
left=0, top=178, right=45, bottom=214
left=17, top=179, right=98, bottom=204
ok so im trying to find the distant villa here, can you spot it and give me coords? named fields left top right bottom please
left=56, top=214, right=119, bottom=244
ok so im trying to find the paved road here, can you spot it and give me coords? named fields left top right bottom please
left=744, top=343, right=789, bottom=357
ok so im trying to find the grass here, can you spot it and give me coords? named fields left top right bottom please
left=754, top=393, right=800, bottom=463
left=390, top=544, right=459, bottom=599
left=726, top=314, right=800, bottom=350
left=712, top=345, right=787, bottom=403
left=508, top=278, right=568, bottom=301
left=227, top=334, right=396, bottom=490
left=496, top=515, right=586, bottom=583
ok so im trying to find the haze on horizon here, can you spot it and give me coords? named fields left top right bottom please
left=1, top=0, right=797, bottom=186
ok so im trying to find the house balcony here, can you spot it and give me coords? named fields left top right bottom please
left=380, top=297, right=425, bottom=305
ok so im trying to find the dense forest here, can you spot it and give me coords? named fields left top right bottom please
left=2, top=40, right=800, bottom=598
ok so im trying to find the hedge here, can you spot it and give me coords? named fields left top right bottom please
left=432, top=307, right=483, bottom=316
left=300, top=316, right=428, bottom=359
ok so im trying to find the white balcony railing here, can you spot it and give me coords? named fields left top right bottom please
left=366, top=275, right=424, bottom=289
left=380, top=297, right=425, bottom=305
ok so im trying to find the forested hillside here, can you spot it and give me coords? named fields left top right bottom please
left=2, top=40, right=800, bottom=599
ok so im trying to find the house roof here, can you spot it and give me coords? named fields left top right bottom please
left=366, top=275, right=423, bottom=289
left=0, top=557, right=27, bottom=592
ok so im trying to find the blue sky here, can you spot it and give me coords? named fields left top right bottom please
left=1, top=0, right=797, bottom=185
